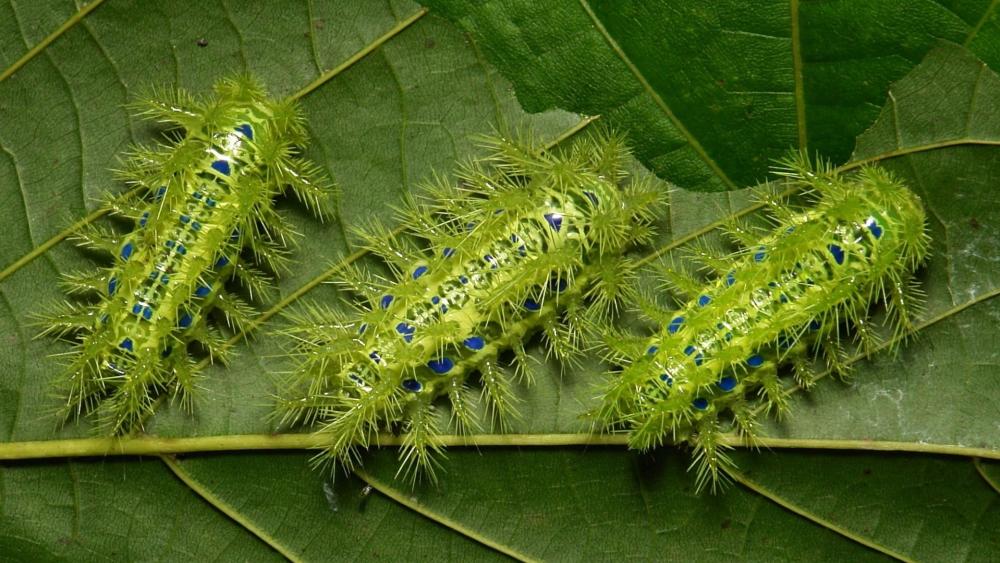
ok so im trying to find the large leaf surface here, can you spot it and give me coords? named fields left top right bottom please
left=1, top=1, right=998, bottom=560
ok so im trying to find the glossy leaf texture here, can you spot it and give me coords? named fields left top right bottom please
left=1, top=1, right=999, bottom=561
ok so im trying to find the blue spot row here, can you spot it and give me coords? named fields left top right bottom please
left=659, top=373, right=673, bottom=386
left=828, top=243, right=845, bottom=265
left=236, top=123, right=254, bottom=140
left=120, top=242, right=134, bottom=261
left=463, top=336, right=485, bottom=350
left=866, top=216, right=883, bottom=239
left=396, top=322, right=415, bottom=343
left=484, top=255, right=499, bottom=269
left=211, top=160, right=231, bottom=176
left=544, top=212, right=563, bottom=232
left=717, top=376, right=737, bottom=392
left=427, top=357, right=454, bottom=374
left=131, top=303, right=152, bottom=321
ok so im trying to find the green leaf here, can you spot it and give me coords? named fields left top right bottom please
left=2, top=2, right=1000, bottom=560
left=0, top=457, right=282, bottom=560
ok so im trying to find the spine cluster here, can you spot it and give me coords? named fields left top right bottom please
left=40, top=76, right=335, bottom=434
left=277, top=131, right=662, bottom=479
left=598, top=156, right=930, bottom=491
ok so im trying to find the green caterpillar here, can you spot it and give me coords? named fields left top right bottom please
left=276, top=130, right=661, bottom=480
left=597, top=156, right=931, bottom=492
left=38, top=75, right=335, bottom=434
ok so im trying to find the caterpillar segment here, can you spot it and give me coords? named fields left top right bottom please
left=598, top=155, right=930, bottom=493
left=276, top=130, right=662, bottom=482
left=38, top=75, right=336, bottom=434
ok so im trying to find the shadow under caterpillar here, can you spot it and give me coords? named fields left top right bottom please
left=38, top=75, right=336, bottom=434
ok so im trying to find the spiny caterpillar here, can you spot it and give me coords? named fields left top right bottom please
left=276, top=130, right=661, bottom=480
left=38, top=75, right=335, bottom=434
left=597, top=155, right=930, bottom=492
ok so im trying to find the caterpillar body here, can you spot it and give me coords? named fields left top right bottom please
left=597, top=157, right=930, bottom=492
left=39, top=76, right=335, bottom=434
left=277, top=131, right=661, bottom=479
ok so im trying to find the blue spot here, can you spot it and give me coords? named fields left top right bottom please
left=524, top=298, right=542, bottom=311
left=779, top=293, right=788, bottom=303
left=694, top=353, right=704, bottom=366
left=193, top=191, right=203, bottom=200
left=236, top=123, right=254, bottom=139
left=667, top=316, right=685, bottom=334
left=206, top=198, right=217, bottom=207
left=465, top=222, right=477, bottom=231
left=427, top=357, right=454, bottom=374
left=684, top=345, right=696, bottom=356
left=697, top=295, right=711, bottom=307
left=107, top=277, right=118, bottom=295
left=747, top=354, right=764, bottom=368
left=659, top=373, right=673, bottom=386
left=442, top=247, right=455, bottom=258
left=718, top=376, right=737, bottom=392
left=828, top=243, right=845, bottom=265
left=725, top=272, right=736, bottom=286
left=120, top=242, right=134, bottom=261
left=396, top=322, right=415, bottom=343
left=458, top=275, right=469, bottom=285
left=518, top=245, right=527, bottom=256
left=867, top=217, right=883, bottom=239
left=180, top=214, right=190, bottom=224
left=119, top=338, right=133, bottom=352
left=464, top=336, right=485, bottom=350
left=161, top=346, right=173, bottom=358
left=139, top=212, right=149, bottom=227
left=358, top=323, right=367, bottom=334
left=142, top=307, right=152, bottom=321
left=161, top=274, right=169, bottom=285
left=584, top=191, right=599, bottom=205
left=132, top=303, right=142, bottom=315
left=165, top=240, right=175, bottom=248
left=809, top=319, right=821, bottom=331
left=412, top=265, right=428, bottom=279
left=544, top=212, right=563, bottom=232
left=768, top=281, right=778, bottom=288
left=754, top=247, right=767, bottom=262
left=148, top=271, right=158, bottom=282
left=549, top=278, right=568, bottom=293
left=440, top=304, right=449, bottom=314
left=215, top=255, right=230, bottom=268
left=725, top=332, right=733, bottom=341
left=179, top=314, right=193, bottom=328
left=211, top=160, right=231, bottom=175
left=484, top=255, right=498, bottom=269
left=155, top=186, right=167, bottom=200
left=510, top=234, right=520, bottom=243
left=646, top=345, right=658, bottom=356
left=786, top=226, right=796, bottom=234
left=195, top=285, right=211, bottom=298
left=402, top=379, right=423, bottom=392
left=369, top=351, right=382, bottom=364
left=177, top=244, right=187, bottom=256
left=191, top=221, right=201, bottom=231
left=380, top=295, right=394, bottom=309
left=431, top=296, right=440, bottom=305
left=692, top=397, right=709, bottom=410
